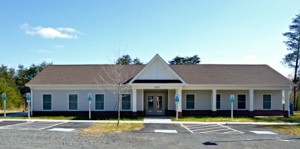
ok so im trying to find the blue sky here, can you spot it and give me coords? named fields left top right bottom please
left=0, top=0, right=300, bottom=77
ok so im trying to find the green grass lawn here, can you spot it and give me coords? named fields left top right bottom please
left=269, top=124, right=300, bottom=136
left=81, top=123, right=144, bottom=134
left=0, top=115, right=144, bottom=121
left=0, top=108, right=23, bottom=114
left=172, top=112, right=300, bottom=123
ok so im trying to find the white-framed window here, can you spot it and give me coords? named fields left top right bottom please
left=43, top=94, right=52, bottom=110
left=122, top=94, right=131, bottom=110
left=237, top=94, right=246, bottom=109
left=95, top=94, right=104, bottom=110
left=216, top=94, right=221, bottom=110
left=263, top=94, right=272, bottom=110
left=69, top=94, right=78, bottom=110
left=186, top=94, right=195, bottom=110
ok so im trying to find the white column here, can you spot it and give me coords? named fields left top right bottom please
left=212, top=89, right=216, bottom=111
left=141, top=89, right=144, bottom=111
left=132, top=89, right=137, bottom=112
left=30, top=87, right=33, bottom=116
left=176, top=88, right=182, bottom=112
left=249, top=89, right=254, bottom=111
left=285, top=90, right=291, bottom=117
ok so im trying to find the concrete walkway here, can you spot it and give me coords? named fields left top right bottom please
left=143, top=116, right=172, bottom=123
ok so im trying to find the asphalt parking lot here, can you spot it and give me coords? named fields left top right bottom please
left=0, top=120, right=284, bottom=135
left=0, top=120, right=300, bottom=148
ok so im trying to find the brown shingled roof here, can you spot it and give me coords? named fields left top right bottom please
left=170, top=64, right=292, bottom=85
left=27, top=64, right=293, bottom=85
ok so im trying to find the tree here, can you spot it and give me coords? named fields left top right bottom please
left=169, top=55, right=201, bottom=65
left=116, top=55, right=143, bottom=65
left=116, top=54, right=132, bottom=65
left=0, top=65, right=22, bottom=109
left=96, top=52, right=137, bottom=125
left=282, top=12, right=300, bottom=111
left=133, top=58, right=143, bottom=65
left=15, top=61, right=52, bottom=95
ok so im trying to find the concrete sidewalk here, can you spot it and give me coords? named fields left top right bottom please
left=1, top=118, right=299, bottom=126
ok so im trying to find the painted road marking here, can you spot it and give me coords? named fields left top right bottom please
left=0, top=121, right=65, bottom=131
left=250, top=131, right=277, bottom=135
left=182, top=124, right=243, bottom=134
left=0, top=121, right=33, bottom=129
left=180, top=123, right=193, bottom=133
left=154, top=129, right=178, bottom=133
left=48, top=128, right=75, bottom=132
left=38, top=122, right=67, bottom=130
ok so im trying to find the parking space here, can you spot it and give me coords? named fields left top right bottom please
left=0, top=121, right=26, bottom=127
left=0, top=121, right=66, bottom=130
left=181, top=124, right=244, bottom=134
left=228, top=124, right=279, bottom=135
left=0, top=120, right=94, bottom=132
left=45, top=122, right=94, bottom=132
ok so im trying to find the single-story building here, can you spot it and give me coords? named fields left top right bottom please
left=26, top=54, right=293, bottom=117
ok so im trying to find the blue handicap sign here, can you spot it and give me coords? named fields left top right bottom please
left=175, top=94, right=180, bottom=103
left=2, top=93, right=6, bottom=101
left=88, top=94, right=92, bottom=102
left=26, top=93, right=31, bottom=102
left=230, top=95, right=235, bottom=103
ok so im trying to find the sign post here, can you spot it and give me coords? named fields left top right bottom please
left=26, top=93, right=31, bottom=119
left=175, top=94, right=179, bottom=120
left=230, top=94, right=235, bottom=120
left=88, top=94, right=92, bottom=120
left=2, top=93, right=7, bottom=117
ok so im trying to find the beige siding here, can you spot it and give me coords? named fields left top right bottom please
left=254, top=90, right=283, bottom=110
left=216, top=90, right=249, bottom=110
left=32, top=89, right=133, bottom=111
left=136, top=58, right=178, bottom=80
left=182, top=90, right=212, bottom=110
left=168, top=90, right=176, bottom=110
left=137, top=89, right=143, bottom=111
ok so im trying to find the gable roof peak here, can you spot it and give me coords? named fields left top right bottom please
left=128, top=54, right=186, bottom=84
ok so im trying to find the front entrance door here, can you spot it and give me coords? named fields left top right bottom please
left=145, top=93, right=165, bottom=115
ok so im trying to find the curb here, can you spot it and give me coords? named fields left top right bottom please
left=1, top=119, right=299, bottom=126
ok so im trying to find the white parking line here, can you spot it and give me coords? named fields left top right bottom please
left=154, top=130, right=178, bottom=133
left=48, top=128, right=75, bottom=132
left=219, top=124, right=244, bottom=134
left=186, top=125, right=219, bottom=129
left=199, top=128, right=230, bottom=133
left=250, top=131, right=277, bottom=135
left=0, top=121, right=32, bottom=129
left=180, top=123, right=193, bottom=133
left=222, top=130, right=242, bottom=134
left=38, top=122, right=67, bottom=130
left=191, top=127, right=225, bottom=131
left=181, top=123, right=244, bottom=134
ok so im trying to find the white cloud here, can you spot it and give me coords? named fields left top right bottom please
left=20, top=23, right=80, bottom=39
left=29, top=49, right=51, bottom=54
left=53, top=44, right=65, bottom=48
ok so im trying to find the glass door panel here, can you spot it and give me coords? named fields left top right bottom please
left=148, top=96, right=154, bottom=112
left=156, top=96, right=163, bottom=113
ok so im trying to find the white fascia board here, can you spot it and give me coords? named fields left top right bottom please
left=128, top=54, right=186, bottom=84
